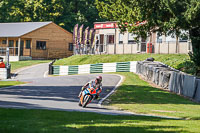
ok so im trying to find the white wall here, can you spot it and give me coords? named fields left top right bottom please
left=0, top=56, right=19, bottom=62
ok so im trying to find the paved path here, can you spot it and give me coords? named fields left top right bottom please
left=13, top=63, right=49, bottom=80
left=0, top=63, right=133, bottom=115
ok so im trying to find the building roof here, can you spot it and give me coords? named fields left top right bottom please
left=0, top=21, right=52, bottom=37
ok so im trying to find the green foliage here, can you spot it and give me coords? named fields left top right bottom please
left=96, top=0, right=200, bottom=70
left=0, top=0, right=105, bottom=32
left=96, top=0, right=200, bottom=36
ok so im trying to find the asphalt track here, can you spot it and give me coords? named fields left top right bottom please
left=0, top=63, right=133, bottom=115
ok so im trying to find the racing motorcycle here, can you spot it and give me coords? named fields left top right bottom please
left=78, top=86, right=98, bottom=108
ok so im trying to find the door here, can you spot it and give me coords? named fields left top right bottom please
left=99, top=34, right=104, bottom=52
left=15, top=41, right=18, bottom=55
left=20, top=41, right=24, bottom=56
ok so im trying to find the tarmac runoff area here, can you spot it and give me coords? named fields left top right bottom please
left=0, top=63, right=183, bottom=119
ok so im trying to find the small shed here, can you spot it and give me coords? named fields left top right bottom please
left=0, top=22, right=73, bottom=61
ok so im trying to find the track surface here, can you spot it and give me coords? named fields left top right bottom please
left=0, top=63, right=132, bottom=115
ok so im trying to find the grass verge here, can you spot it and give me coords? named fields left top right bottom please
left=0, top=81, right=24, bottom=88
left=103, top=73, right=200, bottom=123
left=9, top=60, right=51, bottom=72
left=0, top=108, right=199, bottom=133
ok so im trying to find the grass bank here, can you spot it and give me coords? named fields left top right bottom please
left=54, top=54, right=195, bottom=74
left=0, top=108, right=199, bottom=133
left=0, top=81, right=24, bottom=88
left=105, top=72, right=200, bottom=119
left=10, top=60, right=51, bottom=72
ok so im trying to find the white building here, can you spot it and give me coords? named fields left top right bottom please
left=94, top=21, right=192, bottom=54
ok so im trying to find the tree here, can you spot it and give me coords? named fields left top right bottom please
left=0, top=0, right=105, bottom=32
left=96, top=0, right=200, bottom=74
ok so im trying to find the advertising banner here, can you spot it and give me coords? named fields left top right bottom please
left=83, top=27, right=89, bottom=45
left=88, top=28, right=94, bottom=46
left=91, top=30, right=96, bottom=48
left=73, top=24, right=79, bottom=47
left=78, top=24, right=84, bottom=43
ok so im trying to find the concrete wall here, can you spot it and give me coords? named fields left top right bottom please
left=0, top=68, right=7, bottom=79
left=151, top=32, right=191, bottom=54
left=0, top=56, right=19, bottom=62
left=0, top=56, right=34, bottom=62
left=154, top=42, right=190, bottom=54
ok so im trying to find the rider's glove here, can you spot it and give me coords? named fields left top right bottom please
left=81, top=87, right=85, bottom=91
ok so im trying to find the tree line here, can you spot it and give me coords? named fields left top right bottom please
left=0, top=0, right=105, bottom=32
left=96, top=0, right=200, bottom=74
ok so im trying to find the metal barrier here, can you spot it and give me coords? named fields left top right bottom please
left=0, top=47, right=19, bottom=56
left=136, top=61, right=200, bottom=102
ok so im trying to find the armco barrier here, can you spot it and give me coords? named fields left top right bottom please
left=136, top=61, right=200, bottom=103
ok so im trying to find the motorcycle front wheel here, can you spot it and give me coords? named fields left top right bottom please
left=82, top=95, right=91, bottom=108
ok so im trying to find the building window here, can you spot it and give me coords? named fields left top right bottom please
left=26, top=40, right=31, bottom=49
left=119, top=33, right=123, bottom=44
left=157, top=33, right=162, bottom=43
left=106, top=35, right=115, bottom=44
left=16, top=40, right=24, bottom=47
left=16, top=41, right=18, bottom=47
left=2, top=40, right=6, bottom=44
left=100, top=34, right=104, bottom=44
left=128, top=33, right=137, bottom=44
left=36, top=41, right=46, bottom=50
left=9, top=40, right=14, bottom=47
left=69, top=43, right=73, bottom=51
left=179, top=31, right=189, bottom=42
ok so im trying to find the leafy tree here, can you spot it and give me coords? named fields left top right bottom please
left=96, top=0, right=200, bottom=74
left=0, top=0, right=105, bottom=32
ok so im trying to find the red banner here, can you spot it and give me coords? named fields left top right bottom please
left=94, top=23, right=118, bottom=29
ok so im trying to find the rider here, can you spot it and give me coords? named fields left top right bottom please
left=79, top=76, right=102, bottom=99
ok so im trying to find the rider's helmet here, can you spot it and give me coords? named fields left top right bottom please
left=96, top=76, right=102, bottom=83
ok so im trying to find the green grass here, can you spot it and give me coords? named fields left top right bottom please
left=54, top=54, right=195, bottom=74
left=105, top=72, right=200, bottom=119
left=0, top=108, right=199, bottom=133
left=9, top=60, right=51, bottom=72
left=0, top=73, right=199, bottom=132
left=0, top=81, right=24, bottom=88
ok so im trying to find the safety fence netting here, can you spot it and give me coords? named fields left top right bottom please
left=136, top=61, right=200, bottom=103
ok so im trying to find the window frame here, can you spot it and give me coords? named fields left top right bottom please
left=119, top=33, right=124, bottom=44
left=9, top=40, right=14, bottom=47
left=128, top=33, right=137, bottom=44
left=69, top=43, right=73, bottom=51
left=2, top=40, right=7, bottom=44
left=26, top=40, right=31, bottom=49
left=156, top=32, right=163, bottom=43
left=36, top=41, right=46, bottom=50
left=106, top=34, right=115, bottom=44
